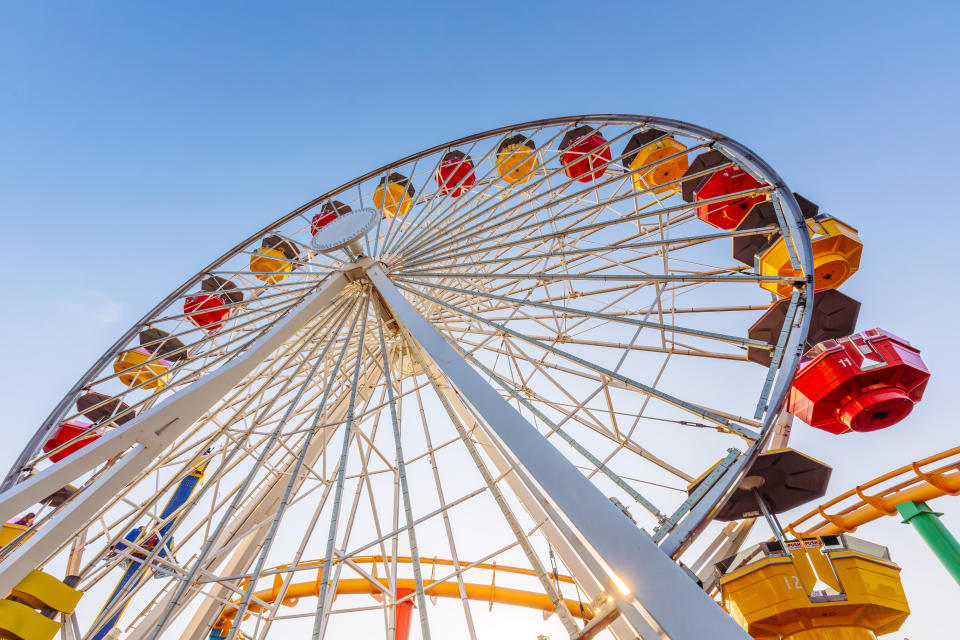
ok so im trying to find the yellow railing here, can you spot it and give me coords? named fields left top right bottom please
left=788, top=446, right=960, bottom=537
left=216, top=555, right=588, bottom=630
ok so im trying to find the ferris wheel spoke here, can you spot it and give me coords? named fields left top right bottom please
left=403, top=176, right=764, bottom=268
left=140, top=294, right=364, bottom=640
left=464, top=304, right=769, bottom=323
left=311, top=296, right=371, bottom=640
left=403, top=325, right=581, bottom=637
left=89, top=309, right=356, bottom=638
left=392, top=125, right=567, bottom=259
left=396, top=281, right=757, bottom=438
left=403, top=223, right=771, bottom=272
left=396, top=277, right=769, bottom=351
left=397, top=123, right=677, bottom=263
left=397, top=269, right=794, bottom=287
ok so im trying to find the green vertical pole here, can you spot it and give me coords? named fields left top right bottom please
left=896, top=500, right=960, bottom=586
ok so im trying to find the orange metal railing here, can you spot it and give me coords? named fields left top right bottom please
left=788, top=446, right=960, bottom=537
left=215, top=555, right=588, bottom=630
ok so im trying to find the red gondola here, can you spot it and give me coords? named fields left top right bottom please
left=43, top=420, right=103, bottom=462
left=680, top=151, right=768, bottom=229
left=695, top=166, right=767, bottom=229
left=788, top=329, right=930, bottom=434
left=311, top=200, right=352, bottom=235
left=560, top=126, right=612, bottom=183
left=183, top=276, right=243, bottom=332
left=435, top=151, right=476, bottom=197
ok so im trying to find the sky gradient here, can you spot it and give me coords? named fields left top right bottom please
left=2, top=2, right=959, bottom=638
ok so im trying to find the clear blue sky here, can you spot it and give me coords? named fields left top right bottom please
left=2, top=2, right=958, bottom=638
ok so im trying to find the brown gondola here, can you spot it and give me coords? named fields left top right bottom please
left=710, top=449, right=832, bottom=521
left=747, top=290, right=861, bottom=366
left=200, top=275, right=244, bottom=305
left=139, top=328, right=189, bottom=362
left=732, top=193, right=819, bottom=266
left=261, top=235, right=299, bottom=262
left=76, top=391, right=136, bottom=425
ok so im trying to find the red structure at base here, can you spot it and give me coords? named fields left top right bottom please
left=395, top=587, right=415, bottom=640
left=788, top=329, right=930, bottom=434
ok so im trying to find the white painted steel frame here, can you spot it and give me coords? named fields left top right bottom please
left=0, top=272, right=350, bottom=597
left=1, top=115, right=817, bottom=640
left=366, top=262, right=753, bottom=640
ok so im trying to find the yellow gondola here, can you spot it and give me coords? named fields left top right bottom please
left=113, top=348, right=172, bottom=389
left=373, top=172, right=414, bottom=218
left=0, top=569, right=83, bottom=640
left=757, top=215, right=863, bottom=298
left=250, top=235, right=299, bottom=284
left=494, top=134, right=539, bottom=185
left=113, top=328, right=188, bottom=390
left=0, top=521, right=33, bottom=549
left=718, top=535, right=909, bottom=639
left=621, top=129, right=689, bottom=194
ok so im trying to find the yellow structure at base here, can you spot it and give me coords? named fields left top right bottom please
left=495, top=143, right=540, bottom=184
left=0, top=600, right=61, bottom=640
left=628, top=136, right=689, bottom=195
left=374, top=181, right=413, bottom=218
left=0, top=570, right=83, bottom=640
left=719, top=536, right=908, bottom=639
left=758, top=216, right=862, bottom=298
left=250, top=247, right=292, bottom=284
left=113, top=348, right=171, bottom=389
left=10, top=570, right=83, bottom=614
left=0, top=523, right=32, bottom=549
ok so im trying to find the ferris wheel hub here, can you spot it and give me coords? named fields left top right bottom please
left=310, top=206, right=378, bottom=254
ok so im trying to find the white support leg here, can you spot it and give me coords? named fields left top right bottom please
left=429, top=373, right=651, bottom=640
left=367, top=262, right=751, bottom=640
left=0, top=273, right=349, bottom=596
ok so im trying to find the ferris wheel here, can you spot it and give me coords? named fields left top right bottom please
left=0, top=115, right=817, bottom=640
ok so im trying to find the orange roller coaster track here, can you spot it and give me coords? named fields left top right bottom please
left=788, top=446, right=960, bottom=537
left=215, top=555, right=592, bottom=630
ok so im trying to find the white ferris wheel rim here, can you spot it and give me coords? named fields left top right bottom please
left=0, top=115, right=815, bottom=640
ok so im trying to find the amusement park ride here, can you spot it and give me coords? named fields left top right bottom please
left=0, top=115, right=954, bottom=640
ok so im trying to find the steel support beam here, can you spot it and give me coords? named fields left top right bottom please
left=897, top=500, right=960, bottom=586
left=0, top=273, right=349, bottom=597
left=367, top=262, right=751, bottom=640
left=427, top=367, right=652, bottom=640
